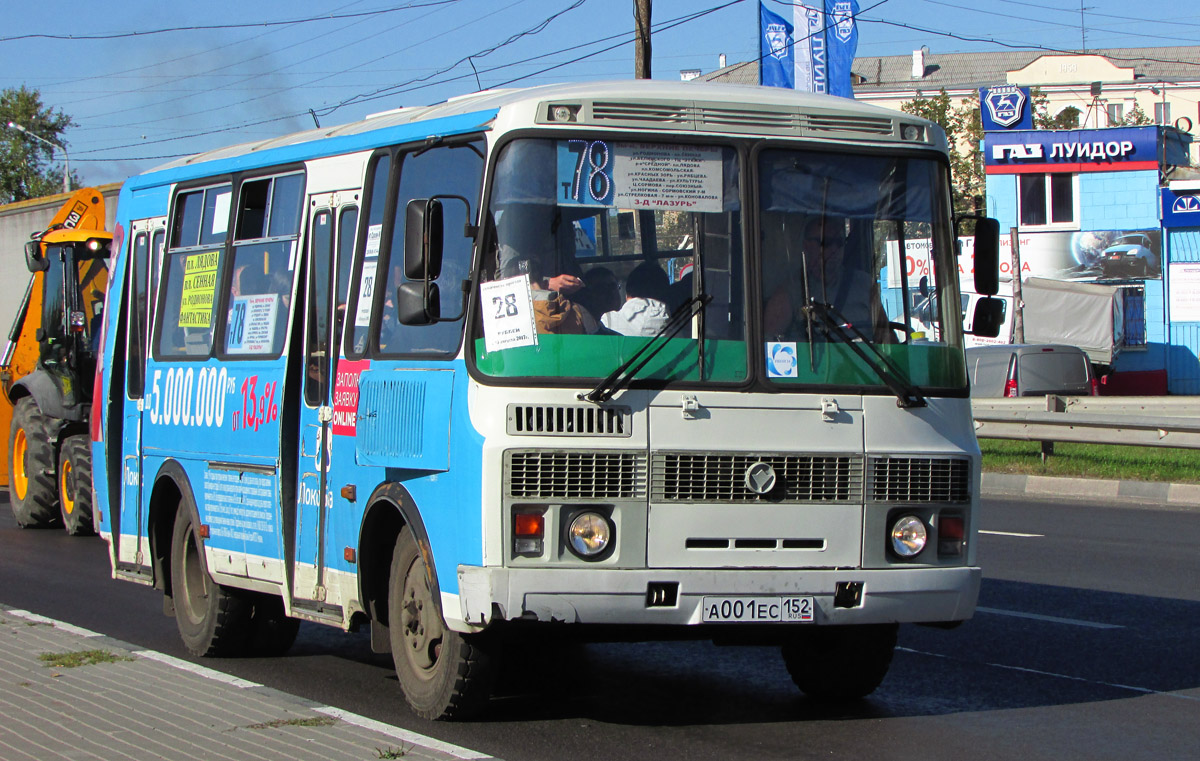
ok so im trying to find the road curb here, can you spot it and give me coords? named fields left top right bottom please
left=982, top=472, right=1200, bottom=507
left=0, top=606, right=497, bottom=761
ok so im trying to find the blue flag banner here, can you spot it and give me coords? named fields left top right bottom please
left=796, top=2, right=825, bottom=94
left=825, top=0, right=858, bottom=98
left=759, top=2, right=794, bottom=89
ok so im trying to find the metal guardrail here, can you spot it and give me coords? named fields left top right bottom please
left=971, top=396, right=1200, bottom=450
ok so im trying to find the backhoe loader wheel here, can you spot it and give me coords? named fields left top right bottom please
left=8, top=398, right=61, bottom=529
left=58, top=434, right=96, bottom=536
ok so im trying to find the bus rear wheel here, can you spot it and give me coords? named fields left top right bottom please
left=388, top=528, right=494, bottom=720
left=781, top=623, right=898, bottom=701
left=170, top=506, right=250, bottom=656
left=58, top=434, right=96, bottom=536
left=8, top=397, right=62, bottom=529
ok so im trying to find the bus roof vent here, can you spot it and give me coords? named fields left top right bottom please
left=694, top=105, right=801, bottom=132
left=801, top=113, right=895, bottom=136
left=590, top=101, right=693, bottom=126
left=507, top=404, right=632, bottom=437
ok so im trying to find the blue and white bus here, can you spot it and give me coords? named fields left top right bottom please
left=93, top=81, right=1000, bottom=719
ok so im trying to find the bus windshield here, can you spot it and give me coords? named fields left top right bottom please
left=758, top=147, right=966, bottom=392
left=473, top=137, right=747, bottom=384
left=471, top=137, right=965, bottom=394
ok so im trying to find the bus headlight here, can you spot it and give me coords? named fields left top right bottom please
left=567, top=511, right=612, bottom=559
left=890, top=515, right=928, bottom=558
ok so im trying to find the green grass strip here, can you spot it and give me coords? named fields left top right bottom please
left=980, top=439, right=1200, bottom=483
left=39, top=650, right=134, bottom=668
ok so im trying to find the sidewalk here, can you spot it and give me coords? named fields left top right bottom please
left=983, top=472, right=1200, bottom=507
left=0, top=606, right=496, bottom=761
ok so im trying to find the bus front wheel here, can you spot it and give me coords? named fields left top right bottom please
left=387, top=528, right=494, bottom=720
left=170, top=506, right=250, bottom=656
left=781, top=623, right=898, bottom=701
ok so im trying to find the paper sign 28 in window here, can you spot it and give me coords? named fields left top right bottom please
left=479, top=275, right=537, bottom=353
left=556, top=140, right=723, bottom=213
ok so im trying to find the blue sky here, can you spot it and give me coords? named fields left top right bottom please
left=3, top=0, right=1197, bottom=186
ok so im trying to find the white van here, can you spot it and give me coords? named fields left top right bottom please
left=962, top=287, right=1013, bottom=348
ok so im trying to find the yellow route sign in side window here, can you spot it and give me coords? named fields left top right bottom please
left=179, top=250, right=221, bottom=328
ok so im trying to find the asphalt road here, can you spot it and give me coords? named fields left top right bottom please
left=3, top=493, right=1198, bottom=761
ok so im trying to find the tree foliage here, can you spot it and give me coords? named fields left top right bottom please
left=0, top=86, right=76, bottom=204
left=900, top=89, right=984, bottom=218
left=1116, top=103, right=1153, bottom=126
left=1030, top=88, right=1082, bottom=129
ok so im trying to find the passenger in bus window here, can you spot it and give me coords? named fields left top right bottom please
left=494, top=203, right=596, bottom=334
left=764, top=217, right=889, bottom=342
left=601, top=262, right=671, bottom=337
left=573, top=266, right=621, bottom=323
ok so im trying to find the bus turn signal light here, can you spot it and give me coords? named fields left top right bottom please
left=513, top=512, right=545, bottom=557
left=938, top=514, right=965, bottom=557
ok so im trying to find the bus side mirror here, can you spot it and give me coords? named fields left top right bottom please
left=404, top=198, right=444, bottom=281
left=397, top=281, right=441, bottom=326
left=25, top=240, right=49, bottom=272
left=971, top=296, right=1004, bottom=337
left=972, top=217, right=1000, bottom=296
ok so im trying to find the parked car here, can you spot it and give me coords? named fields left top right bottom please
left=966, top=344, right=1098, bottom=397
left=1100, top=233, right=1158, bottom=278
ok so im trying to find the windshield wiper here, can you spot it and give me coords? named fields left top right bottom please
left=581, top=294, right=711, bottom=404
left=801, top=299, right=927, bottom=408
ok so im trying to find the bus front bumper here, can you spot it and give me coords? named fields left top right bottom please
left=456, top=565, right=981, bottom=629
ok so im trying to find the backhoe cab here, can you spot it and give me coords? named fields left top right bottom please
left=2, top=188, right=111, bottom=534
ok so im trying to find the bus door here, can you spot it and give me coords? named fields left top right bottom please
left=292, top=193, right=358, bottom=615
left=119, top=217, right=165, bottom=576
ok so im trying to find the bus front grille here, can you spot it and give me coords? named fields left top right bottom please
left=507, top=404, right=632, bottom=437
left=651, top=453, right=865, bottom=503
left=506, top=450, right=647, bottom=499
left=868, top=456, right=970, bottom=503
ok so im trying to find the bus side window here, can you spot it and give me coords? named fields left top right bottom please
left=221, top=172, right=305, bottom=358
left=157, top=184, right=231, bottom=358
left=127, top=231, right=149, bottom=397
left=374, top=140, right=485, bottom=356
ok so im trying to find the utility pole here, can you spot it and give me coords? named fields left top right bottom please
left=634, top=0, right=652, bottom=79
left=1010, top=227, right=1025, bottom=343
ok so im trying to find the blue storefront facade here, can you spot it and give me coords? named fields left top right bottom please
left=983, top=118, right=1196, bottom=394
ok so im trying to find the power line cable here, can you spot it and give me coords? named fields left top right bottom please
left=77, top=0, right=478, bottom=127
left=859, top=17, right=1200, bottom=67
left=0, top=1, right=463, bottom=42
left=915, top=0, right=1200, bottom=45
left=316, top=0, right=591, bottom=115
left=74, top=0, right=746, bottom=160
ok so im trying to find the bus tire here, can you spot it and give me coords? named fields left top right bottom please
left=170, top=507, right=250, bottom=657
left=781, top=623, right=898, bottom=701
left=8, top=397, right=62, bottom=529
left=58, top=434, right=96, bottom=536
left=246, top=594, right=300, bottom=657
left=388, top=528, right=494, bottom=720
